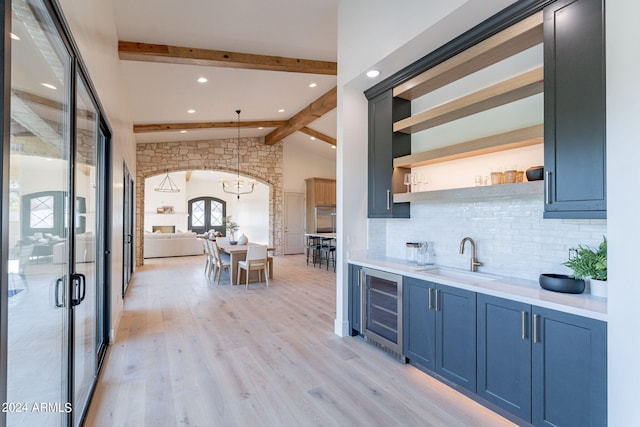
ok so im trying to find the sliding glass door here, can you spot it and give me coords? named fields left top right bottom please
left=4, top=1, right=110, bottom=425
left=7, top=1, right=72, bottom=425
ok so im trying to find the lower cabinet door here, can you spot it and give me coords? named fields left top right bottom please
left=477, top=294, right=532, bottom=421
left=436, top=284, right=477, bottom=392
left=532, top=307, right=607, bottom=427
left=403, top=277, right=436, bottom=370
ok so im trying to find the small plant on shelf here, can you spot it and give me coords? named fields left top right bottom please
left=563, top=236, right=607, bottom=281
left=223, top=216, right=240, bottom=242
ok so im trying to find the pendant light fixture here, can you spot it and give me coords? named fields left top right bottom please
left=221, top=109, right=255, bottom=199
left=154, top=170, right=180, bottom=193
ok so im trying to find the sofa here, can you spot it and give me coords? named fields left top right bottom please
left=144, top=231, right=203, bottom=258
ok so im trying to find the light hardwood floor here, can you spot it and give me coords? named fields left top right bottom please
left=85, top=255, right=515, bottom=427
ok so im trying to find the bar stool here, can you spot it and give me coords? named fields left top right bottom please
left=319, top=237, right=336, bottom=271
left=306, top=236, right=322, bottom=266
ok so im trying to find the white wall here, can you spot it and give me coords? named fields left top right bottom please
left=606, top=0, right=640, bottom=423
left=283, top=142, right=336, bottom=193
left=58, top=0, right=137, bottom=342
left=144, top=170, right=270, bottom=244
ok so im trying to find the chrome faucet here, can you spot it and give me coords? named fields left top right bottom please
left=460, top=237, right=482, bottom=272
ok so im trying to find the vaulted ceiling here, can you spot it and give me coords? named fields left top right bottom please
left=112, top=0, right=338, bottom=159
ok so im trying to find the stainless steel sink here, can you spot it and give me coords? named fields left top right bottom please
left=415, top=267, right=497, bottom=285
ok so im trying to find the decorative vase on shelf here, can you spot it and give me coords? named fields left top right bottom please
left=237, top=233, right=248, bottom=245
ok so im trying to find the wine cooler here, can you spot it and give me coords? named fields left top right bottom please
left=360, top=267, right=404, bottom=360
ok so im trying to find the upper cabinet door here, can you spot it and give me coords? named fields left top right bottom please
left=543, top=0, right=606, bottom=218
left=368, top=90, right=411, bottom=218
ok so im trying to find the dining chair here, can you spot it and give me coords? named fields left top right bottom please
left=211, top=241, right=231, bottom=285
left=237, top=244, right=269, bottom=289
left=202, top=239, right=214, bottom=277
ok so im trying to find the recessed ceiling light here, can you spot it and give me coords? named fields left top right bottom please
left=309, top=82, right=317, bottom=88
left=258, top=127, right=264, bottom=130
left=180, top=130, right=188, bottom=133
left=187, top=109, right=196, bottom=114
left=310, top=137, right=316, bottom=140
left=278, top=109, right=285, bottom=113
left=197, top=77, right=207, bottom=83
left=366, top=70, right=381, bottom=78
left=41, top=83, right=57, bottom=90
left=10, top=33, right=20, bottom=40
left=331, top=145, right=336, bottom=149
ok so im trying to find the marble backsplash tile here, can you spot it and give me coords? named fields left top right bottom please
left=368, top=196, right=607, bottom=281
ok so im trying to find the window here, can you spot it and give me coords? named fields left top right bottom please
left=188, top=197, right=226, bottom=235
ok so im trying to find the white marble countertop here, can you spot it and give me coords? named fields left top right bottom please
left=348, top=252, right=607, bottom=322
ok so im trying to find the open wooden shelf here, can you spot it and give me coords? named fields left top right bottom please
left=393, top=124, right=543, bottom=168
left=393, top=11, right=543, bottom=100
left=393, top=180, right=543, bottom=204
left=393, top=67, right=543, bottom=134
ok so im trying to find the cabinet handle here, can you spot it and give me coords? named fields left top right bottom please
left=545, top=171, right=551, bottom=205
left=533, top=314, right=540, bottom=343
left=521, top=311, right=527, bottom=340
left=428, top=288, right=433, bottom=310
left=358, top=269, right=363, bottom=288
left=434, top=289, right=440, bottom=311
left=386, top=189, right=391, bottom=210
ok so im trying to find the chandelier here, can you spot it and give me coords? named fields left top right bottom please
left=221, top=109, right=255, bottom=199
left=154, top=170, right=180, bottom=193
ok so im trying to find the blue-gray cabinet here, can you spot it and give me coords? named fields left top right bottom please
left=477, top=294, right=531, bottom=421
left=477, top=294, right=607, bottom=426
left=367, top=89, right=411, bottom=219
left=348, top=264, right=362, bottom=336
left=543, top=0, right=606, bottom=218
left=403, top=277, right=476, bottom=392
left=532, top=306, right=607, bottom=427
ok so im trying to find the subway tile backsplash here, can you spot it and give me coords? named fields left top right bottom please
left=368, top=196, right=607, bottom=281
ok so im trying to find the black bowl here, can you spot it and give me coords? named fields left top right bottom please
left=229, top=241, right=238, bottom=245
left=539, top=274, right=585, bottom=294
left=526, top=166, right=544, bottom=181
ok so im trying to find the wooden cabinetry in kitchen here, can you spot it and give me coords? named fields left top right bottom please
left=477, top=293, right=607, bottom=425
left=543, top=0, right=606, bottom=218
left=305, top=177, right=336, bottom=206
left=403, top=277, right=476, bottom=392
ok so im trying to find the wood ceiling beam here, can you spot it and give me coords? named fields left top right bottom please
left=264, top=86, right=337, bottom=145
left=299, top=127, right=336, bottom=146
left=119, top=41, right=337, bottom=75
left=133, top=120, right=287, bottom=133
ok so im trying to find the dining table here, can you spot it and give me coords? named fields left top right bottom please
left=216, top=242, right=276, bottom=285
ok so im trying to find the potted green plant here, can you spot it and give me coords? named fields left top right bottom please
left=563, top=236, right=607, bottom=297
left=223, top=216, right=240, bottom=244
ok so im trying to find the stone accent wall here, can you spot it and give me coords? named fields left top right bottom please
left=135, top=137, right=283, bottom=266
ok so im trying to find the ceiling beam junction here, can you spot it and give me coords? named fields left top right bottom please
left=264, top=86, right=336, bottom=145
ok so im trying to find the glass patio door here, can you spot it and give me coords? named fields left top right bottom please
left=72, top=73, right=104, bottom=426
left=7, top=0, right=72, bottom=425
left=5, top=1, right=109, bottom=425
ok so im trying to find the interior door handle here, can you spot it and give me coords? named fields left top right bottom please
left=71, top=273, right=86, bottom=306
left=55, top=277, right=65, bottom=308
